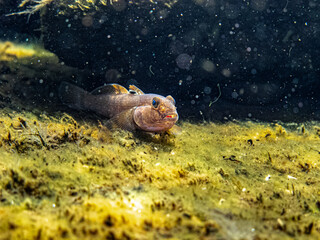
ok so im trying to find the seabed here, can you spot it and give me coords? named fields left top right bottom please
left=0, top=42, right=320, bottom=240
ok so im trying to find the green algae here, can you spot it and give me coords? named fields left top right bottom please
left=11, top=0, right=178, bottom=16
left=0, top=108, right=319, bottom=239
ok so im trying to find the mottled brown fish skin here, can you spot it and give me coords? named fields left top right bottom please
left=59, top=82, right=178, bottom=132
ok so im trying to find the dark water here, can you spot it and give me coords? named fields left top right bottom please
left=1, top=0, right=320, bottom=122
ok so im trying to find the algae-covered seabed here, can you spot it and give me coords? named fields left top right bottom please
left=0, top=112, right=320, bottom=240
left=1, top=42, right=320, bottom=240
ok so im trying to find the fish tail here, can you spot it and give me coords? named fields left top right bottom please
left=59, top=82, right=88, bottom=110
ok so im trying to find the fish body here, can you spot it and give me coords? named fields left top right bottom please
left=59, top=82, right=178, bottom=132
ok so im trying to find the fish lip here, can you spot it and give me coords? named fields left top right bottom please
left=164, top=113, right=178, bottom=121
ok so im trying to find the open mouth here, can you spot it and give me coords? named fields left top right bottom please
left=165, top=113, right=178, bottom=120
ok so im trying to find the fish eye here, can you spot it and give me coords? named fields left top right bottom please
left=152, top=97, right=160, bottom=108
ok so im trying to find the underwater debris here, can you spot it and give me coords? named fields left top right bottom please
left=0, top=41, right=36, bottom=61
left=8, top=0, right=55, bottom=16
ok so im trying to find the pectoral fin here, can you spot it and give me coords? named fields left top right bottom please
left=91, top=84, right=129, bottom=95
left=106, top=109, right=136, bottom=131
left=166, top=125, right=182, bottom=136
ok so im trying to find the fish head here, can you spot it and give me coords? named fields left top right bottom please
left=133, top=95, right=178, bottom=132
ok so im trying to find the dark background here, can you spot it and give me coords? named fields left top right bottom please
left=1, top=0, right=320, bottom=122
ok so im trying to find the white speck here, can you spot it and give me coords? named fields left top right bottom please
left=52, top=203, right=56, bottom=208
left=265, top=174, right=271, bottom=181
left=171, top=151, right=175, bottom=155
left=39, top=79, right=43, bottom=84
left=155, top=162, right=160, bottom=166
left=219, top=198, right=225, bottom=205
left=154, top=147, right=158, bottom=150
left=246, top=47, right=252, bottom=52
left=251, top=228, right=255, bottom=232
left=288, top=175, right=297, bottom=180
left=242, top=188, right=246, bottom=192
left=202, top=187, right=206, bottom=190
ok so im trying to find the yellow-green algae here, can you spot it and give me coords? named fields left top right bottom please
left=11, top=0, right=179, bottom=16
left=0, top=107, right=320, bottom=239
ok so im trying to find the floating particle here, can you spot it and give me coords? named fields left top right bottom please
left=251, top=68, right=257, bottom=75
left=176, top=53, right=192, bottom=70
left=250, top=84, right=258, bottom=94
left=221, top=68, right=231, bottom=77
left=231, top=91, right=238, bottom=99
left=82, top=16, right=94, bottom=27
left=204, top=86, right=212, bottom=94
left=201, top=59, right=215, bottom=72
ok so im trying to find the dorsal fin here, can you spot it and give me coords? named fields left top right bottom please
left=129, top=85, right=144, bottom=95
left=90, top=84, right=129, bottom=95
